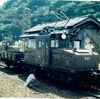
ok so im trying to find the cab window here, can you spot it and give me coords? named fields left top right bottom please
left=38, top=40, right=42, bottom=48
left=28, top=39, right=36, bottom=49
left=46, top=40, right=48, bottom=48
left=51, top=40, right=59, bottom=47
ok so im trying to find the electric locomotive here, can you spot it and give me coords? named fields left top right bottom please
left=19, top=25, right=100, bottom=88
left=0, top=19, right=100, bottom=88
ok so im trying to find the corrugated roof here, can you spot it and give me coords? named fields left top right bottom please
left=54, top=16, right=88, bottom=27
left=25, top=23, right=55, bottom=32
left=25, top=15, right=100, bottom=33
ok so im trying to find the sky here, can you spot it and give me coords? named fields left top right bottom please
left=0, top=0, right=8, bottom=6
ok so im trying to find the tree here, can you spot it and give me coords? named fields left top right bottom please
left=0, top=0, right=100, bottom=41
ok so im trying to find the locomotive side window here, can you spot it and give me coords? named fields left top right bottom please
left=38, top=41, right=42, bottom=48
left=28, top=39, right=36, bottom=49
left=51, top=40, right=59, bottom=47
left=46, top=40, right=48, bottom=48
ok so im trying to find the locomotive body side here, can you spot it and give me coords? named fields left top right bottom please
left=51, top=48, right=100, bottom=85
left=51, top=49, right=76, bottom=72
left=75, top=50, right=99, bottom=71
left=22, top=33, right=74, bottom=68
left=23, top=35, right=50, bottom=67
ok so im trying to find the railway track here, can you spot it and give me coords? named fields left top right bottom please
left=31, top=86, right=58, bottom=98
left=77, top=89, right=100, bottom=99
left=0, top=61, right=6, bottom=66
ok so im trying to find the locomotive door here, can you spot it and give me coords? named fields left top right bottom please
left=37, top=37, right=49, bottom=65
left=41, top=39, right=48, bottom=65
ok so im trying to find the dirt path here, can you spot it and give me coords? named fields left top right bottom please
left=0, top=64, right=58, bottom=98
left=0, top=63, right=87, bottom=98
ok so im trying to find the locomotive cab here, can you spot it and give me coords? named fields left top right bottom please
left=20, top=31, right=99, bottom=72
left=20, top=32, right=74, bottom=67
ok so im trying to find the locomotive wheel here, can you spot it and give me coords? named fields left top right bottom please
left=67, top=77, right=83, bottom=88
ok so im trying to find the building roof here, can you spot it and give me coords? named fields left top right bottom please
left=25, top=15, right=100, bottom=33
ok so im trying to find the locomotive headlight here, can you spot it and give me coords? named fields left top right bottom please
left=61, top=33, right=66, bottom=39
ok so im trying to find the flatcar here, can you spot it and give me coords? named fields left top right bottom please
left=0, top=39, right=24, bottom=68
left=0, top=25, right=100, bottom=89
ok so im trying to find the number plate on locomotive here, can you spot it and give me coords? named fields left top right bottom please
left=84, top=57, right=90, bottom=60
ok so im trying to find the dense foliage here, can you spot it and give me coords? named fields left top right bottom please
left=0, top=0, right=100, bottom=41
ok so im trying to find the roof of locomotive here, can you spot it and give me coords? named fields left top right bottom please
left=25, top=15, right=100, bottom=33
left=20, top=33, right=39, bottom=38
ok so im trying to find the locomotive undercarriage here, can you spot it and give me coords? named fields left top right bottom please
left=1, top=50, right=100, bottom=89
left=19, top=63, right=100, bottom=89
left=1, top=56, right=100, bottom=90
left=49, top=70, right=100, bottom=89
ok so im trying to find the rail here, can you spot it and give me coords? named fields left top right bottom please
left=77, top=89, right=100, bottom=99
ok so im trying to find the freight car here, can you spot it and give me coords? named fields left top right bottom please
left=0, top=26, right=100, bottom=89
left=0, top=39, right=24, bottom=68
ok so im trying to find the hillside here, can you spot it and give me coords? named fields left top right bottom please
left=0, top=0, right=100, bottom=41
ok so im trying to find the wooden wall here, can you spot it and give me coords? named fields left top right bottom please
left=74, top=22, right=100, bottom=54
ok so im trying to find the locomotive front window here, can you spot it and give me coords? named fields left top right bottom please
left=51, top=40, right=59, bottom=47
left=28, top=39, right=36, bottom=49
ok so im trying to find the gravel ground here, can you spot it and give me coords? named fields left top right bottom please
left=0, top=63, right=93, bottom=98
